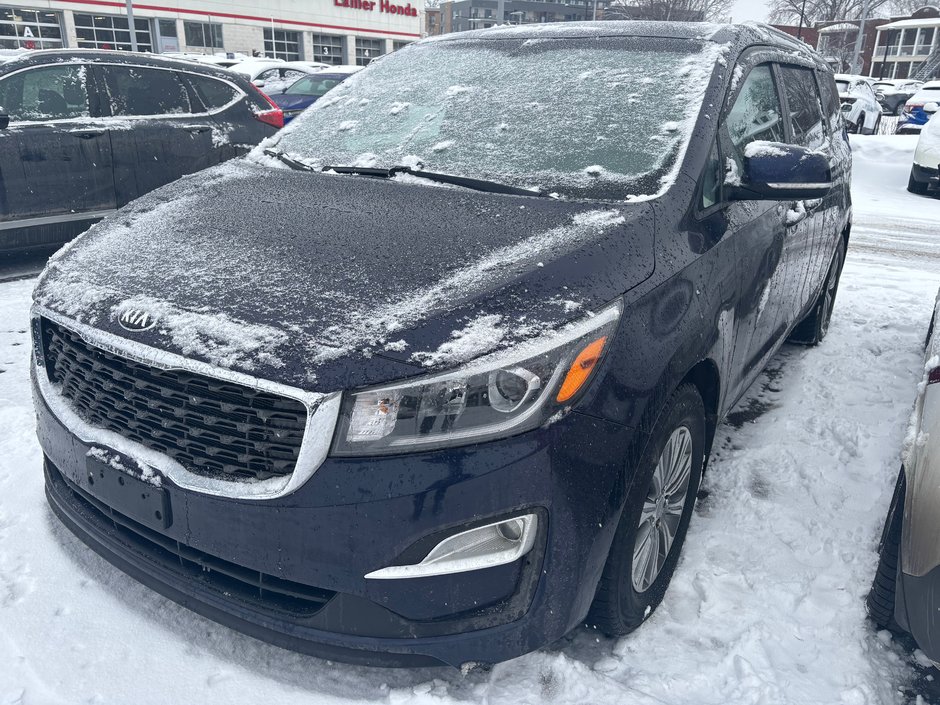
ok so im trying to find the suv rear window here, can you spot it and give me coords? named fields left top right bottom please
left=187, top=74, right=240, bottom=111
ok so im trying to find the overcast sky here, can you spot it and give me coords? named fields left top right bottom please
left=729, top=0, right=772, bottom=23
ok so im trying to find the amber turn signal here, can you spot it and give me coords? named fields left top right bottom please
left=556, top=336, right=608, bottom=403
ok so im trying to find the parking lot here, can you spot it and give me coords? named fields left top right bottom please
left=0, top=132, right=936, bottom=704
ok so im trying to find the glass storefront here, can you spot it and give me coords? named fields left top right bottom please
left=74, top=12, right=153, bottom=52
left=0, top=7, right=64, bottom=51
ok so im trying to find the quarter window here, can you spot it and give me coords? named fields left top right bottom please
left=100, top=66, right=191, bottom=116
left=701, top=140, right=721, bottom=209
left=0, top=65, right=89, bottom=122
left=183, top=21, right=223, bottom=49
left=778, top=65, right=826, bottom=149
left=187, top=74, right=239, bottom=111
left=263, top=28, right=301, bottom=61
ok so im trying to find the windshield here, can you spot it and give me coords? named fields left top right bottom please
left=286, top=74, right=348, bottom=97
left=266, top=36, right=724, bottom=200
left=872, top=82, right=895, bottom=92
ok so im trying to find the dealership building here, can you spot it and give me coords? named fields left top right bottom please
left=0, top=0, right=422, bottom=65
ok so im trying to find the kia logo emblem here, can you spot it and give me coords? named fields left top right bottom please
left=118, top=308, right=157, bottom=332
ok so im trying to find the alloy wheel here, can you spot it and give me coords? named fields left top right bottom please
left=631, top=426, right=693, bottom=593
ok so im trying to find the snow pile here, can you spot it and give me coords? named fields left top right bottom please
left=410, top=314, right=507, bottom=367
left=310, top=209, right=625, bottom=366
left=110, top=295, right=288, bottom=371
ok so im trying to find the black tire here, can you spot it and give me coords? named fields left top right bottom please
left=867, top=469, right=905, bottom=630
left=587, top=384, right=706, bottom=636
left=850, top=113, right=864, bottom=134
left=872, top=114, right=882, bottom=135
left=789, top=237, right=846, bottom=345
left=909, top=169, right=930, bottom=195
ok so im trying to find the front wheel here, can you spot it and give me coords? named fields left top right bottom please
left=909, top=168, right=930, bottom=195
left=789, top=237, right=846, bottom=345
left=849, top=113, right=864, bottom=134
left=587, top=384, right=706, bottom=636
left=872, top=114, right=882, bottom=135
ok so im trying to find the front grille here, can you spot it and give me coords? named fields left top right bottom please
left=48, top=461, right=335, bottom=617
left=41, top=318, right=307, bottom=481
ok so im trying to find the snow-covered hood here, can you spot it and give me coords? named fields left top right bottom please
left=33, top=159, right=655, bottom=392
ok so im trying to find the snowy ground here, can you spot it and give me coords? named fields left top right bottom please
left=1, top=135, right=939, bottom=705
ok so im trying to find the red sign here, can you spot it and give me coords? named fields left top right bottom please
left=334, top=0, right=418, bottom=18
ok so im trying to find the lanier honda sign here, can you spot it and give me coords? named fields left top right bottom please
left=334, top=0, right=420, bottom=17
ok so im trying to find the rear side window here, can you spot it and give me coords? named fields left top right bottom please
left=0, top=65, right=90, bottom=122
left=187, top=74, right=240, bottom=111
left=101, top=65, right=191, bottom=116
left=777, top=65, right=826, bottom=149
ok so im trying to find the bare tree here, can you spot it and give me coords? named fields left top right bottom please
left=768, top=0, right=891, bottom=23
left=605, top=0, right=733, bottom=22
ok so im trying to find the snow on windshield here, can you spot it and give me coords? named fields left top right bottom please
left=267, top=37, right=726, bottom=200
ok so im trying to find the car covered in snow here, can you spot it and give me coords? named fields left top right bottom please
left=31, top=21, right=852, bottom=667
left=907, top=110, right=940, bottom=195
left=872, top=78, right=923, bottom=116
left=267, top=66, right=362, bottom=122
left=835, top=73, right=882, bottom=133
left=0, top=50, right=283, bottom=252
left=898, top=81, right=940, bottom=134
left=868, top=289, right=940, bottom=665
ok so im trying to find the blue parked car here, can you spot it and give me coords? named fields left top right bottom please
left=268, top=66, right=361, bottom=122
left=898, top=81, right=940, bottom=133
left=32, top=22, right=852, bottom=667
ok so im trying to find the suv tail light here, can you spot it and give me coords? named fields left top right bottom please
left=249, top=84, right=284, bottom=129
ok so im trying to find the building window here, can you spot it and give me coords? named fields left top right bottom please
left=183, top=21, right=223, bottom=49
left=355, top=37, right=383, bottom=66
left=263, top=28, right=301, bottom=61
left=74, top=13, right=152, bottom=52
left=311, top=34, right=343, bottom=65
left=0, top=7, right=64, bottom=50
left=392, top=40, right=411, bottom=51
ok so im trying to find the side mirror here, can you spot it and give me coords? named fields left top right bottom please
left=728, top=141, right=832, bottom=201
left=925, top=102, right=939, bottom=114
left=251, top=78, right=265, bottom=87
left=0, top=112, right=7, bottom=130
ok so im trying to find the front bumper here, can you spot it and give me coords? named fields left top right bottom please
left=35, top=369, right=636, bottom=667
left=911, top=163, right=940, bottom=186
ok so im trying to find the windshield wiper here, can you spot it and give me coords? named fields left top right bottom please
left=322, top=164, right=546, bottom=197
left=264, top=148, right=317, bottom=172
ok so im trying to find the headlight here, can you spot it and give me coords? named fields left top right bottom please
left=331, top=301, right=622, bottom=456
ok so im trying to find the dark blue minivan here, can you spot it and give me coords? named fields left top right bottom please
left=32, top=21, right=851, bottom=667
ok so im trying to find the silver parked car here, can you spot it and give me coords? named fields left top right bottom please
left=868, top=288, right=940, bottom=662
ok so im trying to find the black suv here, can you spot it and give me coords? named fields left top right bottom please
left=0, top=50, right=282, bottom=252
left=32, top=22, right=852, bottom=667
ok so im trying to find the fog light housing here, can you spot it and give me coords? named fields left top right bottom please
left=364, top=514, right=538, bottom=579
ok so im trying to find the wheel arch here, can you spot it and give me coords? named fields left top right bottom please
left=678, top=358, right=721, bottom=465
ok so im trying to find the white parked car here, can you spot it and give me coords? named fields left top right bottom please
left=868, top=289, right=940, bottom=665
left=233, top=61, right=330, bottom=93
left=907, top=103, right=940, bottom=195
left=834, top=73, right=882, bottom=133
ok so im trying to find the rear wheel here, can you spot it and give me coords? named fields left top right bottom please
left=587, top=384, right=706, bottom=636
left=867, top=469, right=905, bottom=630
left=789, top=237, right=846, bottom=345
left=872, top=114, right=882, bottom=134
left=909, top=168, right=930, bottom=195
